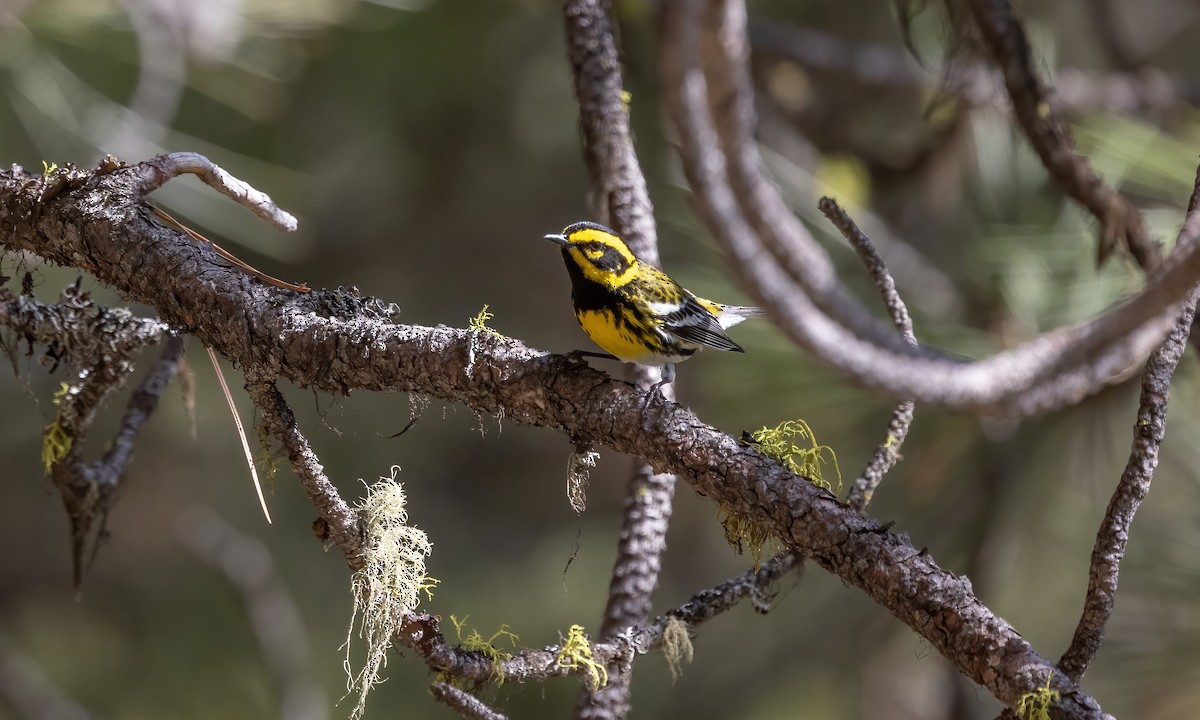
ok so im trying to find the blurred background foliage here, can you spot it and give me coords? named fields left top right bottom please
left=1, top=0, right=1199, bottom=718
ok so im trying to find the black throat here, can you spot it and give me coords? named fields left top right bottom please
left=562, top=250, right=620, bottom=311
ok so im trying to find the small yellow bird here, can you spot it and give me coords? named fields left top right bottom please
left=545, top=221, right=762, bottom=386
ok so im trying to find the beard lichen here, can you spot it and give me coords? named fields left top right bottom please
left=661, top=616, right=694, bottom=683
left=343, top=466, right=437, bottom=720
left=566, top=443, right=599, bottom=514
left=555, top=624, right=607, bottom=690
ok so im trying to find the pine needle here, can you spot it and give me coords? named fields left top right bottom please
left=207, top=346, right=272, bottom=524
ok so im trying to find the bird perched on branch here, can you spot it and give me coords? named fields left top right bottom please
left=544, top=221, right=762, bottom=387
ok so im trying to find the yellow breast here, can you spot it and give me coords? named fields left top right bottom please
left=575, top=307, right=670, bottom=364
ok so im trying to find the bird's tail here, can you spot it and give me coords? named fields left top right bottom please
left=715, top=304, right=765, bottom=329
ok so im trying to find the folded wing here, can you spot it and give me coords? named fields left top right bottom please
left=660, top=298, right=744, bottom=352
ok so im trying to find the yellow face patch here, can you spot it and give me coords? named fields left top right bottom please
left=565, top=227, right=635, bottom=260
left=560, top=226, right=641, bottom=287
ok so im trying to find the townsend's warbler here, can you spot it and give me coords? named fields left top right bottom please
left=545, top=221, right=763, bottom=385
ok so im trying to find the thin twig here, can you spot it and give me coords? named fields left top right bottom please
left=244, top=378, right=361, bottom=563
left=1057, top=171, right=1200, bottom=681
left=818, top=198, right=917, bottom=511
left=430, top=682, right=509, bottom=720
left=131, top=151, right=298, bottom=232
left=92, top=334, right=185, bottom=484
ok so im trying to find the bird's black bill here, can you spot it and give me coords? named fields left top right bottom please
left=544, top=233, right=568, bottom=246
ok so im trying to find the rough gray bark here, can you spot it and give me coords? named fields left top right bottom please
left=0, top=156, right=1114, bottom=718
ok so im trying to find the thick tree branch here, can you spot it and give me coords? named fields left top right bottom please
left=0, top=155, right=1117, bottom=717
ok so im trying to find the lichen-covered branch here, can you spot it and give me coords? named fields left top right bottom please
left=0, top=280, right=175, bottom=587
left=0, top=153, right=1118, bottom=717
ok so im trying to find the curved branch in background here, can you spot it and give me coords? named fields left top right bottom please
left=177, top=507, right=329, bottom=720
left=109, top=0, right=188, bottom=157
left=662, top=0, right=1200, bottom=418
left=563, top=2, right=676, bottom=718
left=700, top=8, right=923, bottom=355
left=1057, top=171, right=1200, bottom=680
left=1, top=155, right=1114, bottom=717
left=751, top=14, right=1196, bottom=117
left=965, top=0, right=1161, bottom=270
left=1084, top=0, right=1142, bottom=72
left=0, top=633, right=91, bottom=720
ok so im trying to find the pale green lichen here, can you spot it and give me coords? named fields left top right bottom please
left=41, top=382, right=74, bottom=474
left=556, top=624, right=607, bottom=690
left=1016, top=671, right=1059, bottom=720
left=719, top=507, right=772, bottom=570
left=343, top=467, right=437, bottom=720
left=750, top=418, right=843, bottom=494
left=661, top=616, right=693, bottom=683
left=466, top=304, right=503, bottom=377
left=468, top=304, right=500, bottom=336
left=450, top=615, right=518, bottom=685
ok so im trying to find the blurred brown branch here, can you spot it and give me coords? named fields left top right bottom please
left=965, top=0, right=1161, bottom=269
left=662, top=0, right=1200, bottom=419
